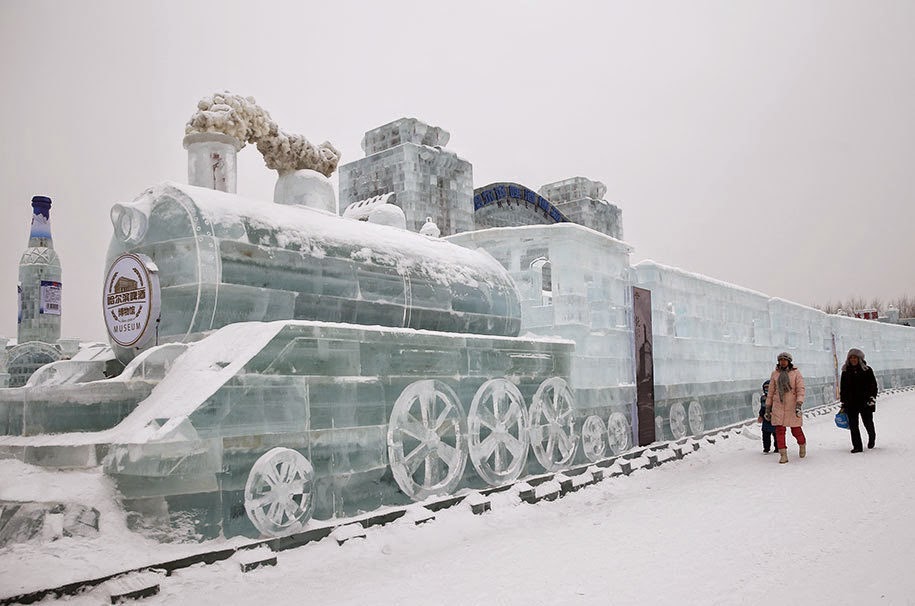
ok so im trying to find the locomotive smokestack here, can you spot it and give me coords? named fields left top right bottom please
left=182, top=132, right=242, bottom=193
left=184, top=92, right=340, bottom=200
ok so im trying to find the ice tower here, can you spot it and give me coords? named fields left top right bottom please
left=538, top=177, right=623, bottom=240
left=338, top=118, right=474, bottom=236
left=17, top=196, right=61, bottom=344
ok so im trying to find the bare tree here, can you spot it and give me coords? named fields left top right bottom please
left=814, top=294, right=915, bottom=320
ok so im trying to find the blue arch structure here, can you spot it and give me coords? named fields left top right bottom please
left=473, top=182, right=570, bottom=224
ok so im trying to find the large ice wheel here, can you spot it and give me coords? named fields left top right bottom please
left=468, top=378, right=530, bottom=486
left=244, top=447, right=315, bottom=537
left=606, top=412, right=632, bottom=455
left=687, top=400, right=705, bottom=435
left=669, top=402, right=687, bottom=439
left=528, top=377, right=578, bottom=471
left=581, top=415, right=607, bottom=462
left=387, top=379, right=468, bottom=500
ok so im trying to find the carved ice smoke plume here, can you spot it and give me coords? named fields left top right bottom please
left=185, top=92, right=341, bottom=177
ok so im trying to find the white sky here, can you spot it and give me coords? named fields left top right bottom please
left=1, top=0, right=913, bottom=342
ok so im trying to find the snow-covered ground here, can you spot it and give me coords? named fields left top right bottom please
left=3, top=390, right=914, bottom=605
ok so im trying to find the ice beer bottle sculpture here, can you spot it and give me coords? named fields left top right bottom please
left=17, top=196, right=62, bottom=344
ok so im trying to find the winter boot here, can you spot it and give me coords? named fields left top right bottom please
left=778, top=449, right=788, bottom=464
left=799, top=444, right=806, bottom=458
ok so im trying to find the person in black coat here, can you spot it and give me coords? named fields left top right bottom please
left=756, top=380, right=777, bottom=453
left=839, top=347, right=878, bottom=453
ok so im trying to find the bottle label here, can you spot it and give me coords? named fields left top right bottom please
left=39, top=280, right=62, bottom=315
left=30, top=211, right=52, bottom=240
left=103, top=253, right=160, bottom=348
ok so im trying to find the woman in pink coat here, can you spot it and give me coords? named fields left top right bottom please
left=764, top=351, right=806, bottom=464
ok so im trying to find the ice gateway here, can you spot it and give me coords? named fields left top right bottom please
left=1, top=96, right=913, bottom=541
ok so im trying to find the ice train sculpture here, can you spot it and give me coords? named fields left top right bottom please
left=1, top=96, right=914, bottom=542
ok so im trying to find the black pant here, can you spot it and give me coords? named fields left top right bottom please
left=848, top=406, right=876, bottom=450
left=762, top=429, right=776, bottom=451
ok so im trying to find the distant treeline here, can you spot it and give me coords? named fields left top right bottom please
left=814, top=295, right=915, bottom=319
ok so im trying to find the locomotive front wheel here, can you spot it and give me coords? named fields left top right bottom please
left=581, top=415, right=608, bottom=463
left=528, top=377, right=578, bottom=471
left=669, top=402, right=688, bottom=439
left=606, top=412, right=632, bottom=455
left=244, top=447, right=315, bottom=537
left=387, top=380, right=468, bottom=500
left=468, top=378, right=530, bottom=486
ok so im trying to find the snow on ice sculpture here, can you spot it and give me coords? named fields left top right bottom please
left=606, top=412, right=632, bottom=455
left=419, top=217, right=441, bottom=238
left=468, top=378, right=530, bottom=486
left=528, top=377, right=578, bottom=470
left=580, top=415, right=608, bottom=462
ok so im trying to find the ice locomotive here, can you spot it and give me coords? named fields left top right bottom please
left=100, top=181, right=575, bottom=538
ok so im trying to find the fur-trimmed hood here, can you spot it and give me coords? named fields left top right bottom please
left=842, top=347, right=870, bottom=372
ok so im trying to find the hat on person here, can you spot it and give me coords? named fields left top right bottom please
left=846, top=347, right=865, bottom=362
left=762, top=379, right=771, bottom=391
left=777, top=352, right=792, bottom=362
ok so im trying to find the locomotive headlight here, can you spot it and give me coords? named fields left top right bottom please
left=111, top=204, right=148, bottom=244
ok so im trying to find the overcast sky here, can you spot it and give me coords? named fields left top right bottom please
left=1, top=0, right=913, bottom=342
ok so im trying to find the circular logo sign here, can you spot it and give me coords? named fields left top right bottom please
left=103, top=253, right=161, bottom=348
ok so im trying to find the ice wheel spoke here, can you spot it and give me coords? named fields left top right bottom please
left=529, top=377, right=578, bottom=471
left=403, top=442, right=432, bottom=476
left=478, top=406, right=499, bottom=431
left=245, top=447, right=315, bottom=538
left=399, top=413, right=427, bottom=441
left=387, top=380, right=468, bottom=500
left=468, top=378, right=530, bottom=486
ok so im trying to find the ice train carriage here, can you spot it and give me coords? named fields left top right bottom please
left=450, top=225, right=915, bottom=444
